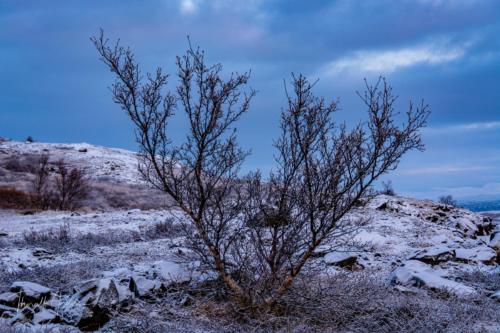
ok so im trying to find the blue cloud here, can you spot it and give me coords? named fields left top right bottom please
left=1, top=0, right=499, bottom=199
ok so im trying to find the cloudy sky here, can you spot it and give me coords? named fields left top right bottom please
left=1, top=0, right=499, bottom=201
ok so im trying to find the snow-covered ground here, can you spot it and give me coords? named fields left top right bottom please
left=0, top=140, right=498, bottom=332
left=0, top=141, right=143, bottom=185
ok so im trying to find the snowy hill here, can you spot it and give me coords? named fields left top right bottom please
left=0, top=140, right=143, bottom=185
left=0, top=140, right=168, bottom=210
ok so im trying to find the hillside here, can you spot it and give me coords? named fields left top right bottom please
left=0, top=140, right=169, bottom=211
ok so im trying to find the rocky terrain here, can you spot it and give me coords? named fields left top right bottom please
left=0, top=140, right=499, bottom=332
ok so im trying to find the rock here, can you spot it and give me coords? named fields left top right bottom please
left=9, top=309, right=32, bottom=325
left=490, top=290, right=500, bottom=302
left=95, top=279, right=120, bottom=308
left=409, top=246, right=456, bottom=265
left=33, top=308, right=61, bottom=324
left=129, top=275, right=162, bottom=297
left=489, top=232, right=500, bottom=250
left=152, top=261, right=191, bottom=284
left=65, top=279, right=119, bottom=331
left=76, top=305, right=111, bottom=331
left=0, top=292, right=18, bottom=307
left=63, top=277, right=133, bottom=330
left=20, top=306, right=35, bottom=321
left=393, top=285, right=419, bottom=295
left=10, top=281, right=51, bottom=304
left=324, top=252, right=361, bottom=270
left=32, top=248, right=54, bottom=259
left=179, top=295, right=194, bottom=306
left=44, top=295, right=62, bottom=310
left=390, top=260, right=475, bottom=296
left=0, top=232, right=8, bottom=237
left=78, top=148, right=88, bottom=153
left=74, top=278, right=122, bottom=308
left=455, top=246, right=497, bottom=265
left=0, top=304, right=17, bottom=318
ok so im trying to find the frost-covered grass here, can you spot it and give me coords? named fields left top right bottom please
left=19, top=224, right=143, bottom=254
left=0, top=261, right=105, bottom=293
left=103, top=271, right=500, bottom=333
left=8, top=219, right=182, bottom=255
left=457, top=269, right=500, bottom=293
left=0, top=320, right=78, bottom=333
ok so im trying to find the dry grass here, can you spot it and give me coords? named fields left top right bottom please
left=102, top=270, right=500, bottom=333
left=0, top=187, right=32, bottom=209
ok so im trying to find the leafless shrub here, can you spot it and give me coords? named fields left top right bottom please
left=380, top=180, right=396, bottom=196
left=438, top=194, right=457, bottom=207
left=143, top=218, right=184, bottom=240
left=4, top=157, right=30, bottom=173
left=93, top=32, right=429, bottom=310
left=54, top=159, right=89, bottom=210
left=30, top=153, right=52, bottom=210
left=73, top=229, right=142, bottom=253
left=23, top=223, right=71, bottom=250
left=0, top=187, right=32, bottom=209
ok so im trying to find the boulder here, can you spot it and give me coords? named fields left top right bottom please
left=324, top=252, right=361, bottom=270
left=152, top=261, right=191, bottom=284
left=10, top=282, right=51, bottom=304
left=129, top=275, right=162, bottom=297
left=490, top=290, right=500, bottom=302
left=65, top=277, right=132, bottom=330
left=94, top=279, right=120, bottom=308
left=0, top=292, right=18, bottom=307
left=75, top=305, right=111, bottom=331
left=32, top=248, right=54, bottom=259
left=455, top=246, right=497, bottom=265
left=0, top=304, right=17, bottom=319
left=390, top=260, right=475, bottom=296
left=73, top=278, right=123, bottom=308
left=33, top=308, right=61, bottom=325
left=489, top=232, right=500, bottom=250
left=409, top=246, right=456, bottom=265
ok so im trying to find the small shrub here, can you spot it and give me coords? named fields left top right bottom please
left=3, top=157, right=30, bottom=173
left=73, top=229, right=142, bottom=253
left=438, top=194, right=457, bottom=207
left=0, top=187, right=32, bottom=209
left=380, top=180, right=396, bottom=196
left=143, top=218, right=184, bottom=240
left=23, top=223, right=71, bottom=250
left=30, top=153, right=52, bottom=210
left=54, top=159, right=89, bottom=210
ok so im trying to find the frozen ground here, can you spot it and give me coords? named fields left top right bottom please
left=0, top=141, right=499, bottom=332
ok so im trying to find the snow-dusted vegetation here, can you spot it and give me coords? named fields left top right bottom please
left=0, top=140, right=499, bottom=332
